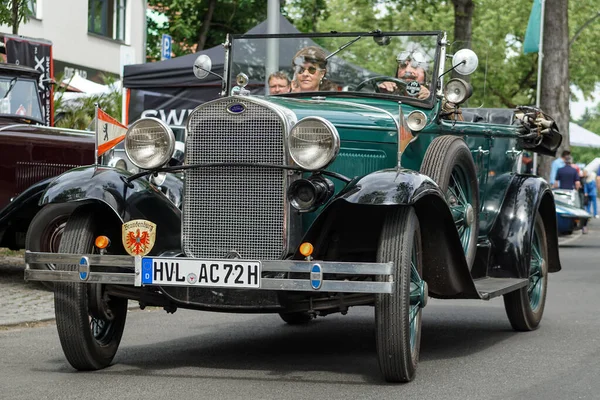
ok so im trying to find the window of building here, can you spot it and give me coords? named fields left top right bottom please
left=27, top=0, right=42, bottom=19
left=88, top=0, right=127, bottom=41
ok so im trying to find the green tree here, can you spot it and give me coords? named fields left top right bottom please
left=147, top=0, right=272, bottom=61
left=0, top=0, right=31, bottom=34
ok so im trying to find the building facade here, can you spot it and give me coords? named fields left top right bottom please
left=1, top=0, right=146, bottom=83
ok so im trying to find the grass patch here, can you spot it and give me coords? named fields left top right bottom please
left=0, top=248, right=25, bottom=257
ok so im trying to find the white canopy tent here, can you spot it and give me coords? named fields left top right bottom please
left=570, top=123, right=600, bottom=148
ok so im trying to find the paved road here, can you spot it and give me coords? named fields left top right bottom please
left=1, top=221, right=599, bottom=399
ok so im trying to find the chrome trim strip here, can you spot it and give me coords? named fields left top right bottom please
left=323, top=100, right=400, bottom=132
left=0, top=124, right=94, bottom=136
left=24, top=269, right=393, bottom=294
left=25, top=251, right=134, bottom=268
left=25, top=251, right=393, bottom=275
left=25, top=269, right=135, bottom=285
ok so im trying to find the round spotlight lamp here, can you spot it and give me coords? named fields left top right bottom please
left=407, top=110, right=428, bottom=132
left=125, top=118, right=175, bottom=170
left=288, top=117, right=340, bottom=171
left=444, top=78, right=473, bottom=105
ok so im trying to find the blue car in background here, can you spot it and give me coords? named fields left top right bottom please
left=553, top=189, right=592, bottom=235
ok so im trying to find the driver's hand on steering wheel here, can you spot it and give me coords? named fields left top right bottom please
left=378, top=81, right=431, bottom=99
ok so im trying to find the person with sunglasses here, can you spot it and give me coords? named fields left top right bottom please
left=378, top=50, right=431, bottom=100
left=291, top=46, right=337, bottom=92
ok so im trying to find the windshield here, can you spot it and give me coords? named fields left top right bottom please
left=0, top=76, right=43, bottom=121
left=228, top=31, right=443, bottom=104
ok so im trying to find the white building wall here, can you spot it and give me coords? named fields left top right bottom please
left=0, top=0, right=145, bottom=77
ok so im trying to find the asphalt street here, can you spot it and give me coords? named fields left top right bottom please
left=1, top=220, right=599, bottom=399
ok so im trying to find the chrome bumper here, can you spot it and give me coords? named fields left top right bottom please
left=24, top=251, right=394, bottom=294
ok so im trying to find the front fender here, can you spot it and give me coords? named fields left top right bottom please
left=299, top=168, right=480, bottom=299
left=487, top=174, right=561, bottom=278
left=41, top=166, right=182, bottom=253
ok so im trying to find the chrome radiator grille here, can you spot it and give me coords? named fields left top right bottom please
left=183, top=98, right=286, bottom=260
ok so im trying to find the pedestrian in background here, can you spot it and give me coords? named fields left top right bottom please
left=554, top=155, right=581, bottom=190
left=549, top=150, right=570, bottom=186
left=583, top=170, right=598, bottom=218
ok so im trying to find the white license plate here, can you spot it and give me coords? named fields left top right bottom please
left=141, top=257, right=261, bottom=288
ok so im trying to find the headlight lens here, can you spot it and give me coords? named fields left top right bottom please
left=288, top=117, right=340, bottom=171
left=407, top=110, right=427, bottom=132
left=444, top=78, right=473, bottom=105
left=125, top=118, right=175, bottom=169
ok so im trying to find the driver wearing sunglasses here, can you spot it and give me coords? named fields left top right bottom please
left=291, top=46, right=336, bottom=92
left=378, top=50, right=431, bottom=100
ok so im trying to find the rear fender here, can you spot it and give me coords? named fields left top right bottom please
left=41, top=166, right=182, bottom=254
left=487, top=175, right=561, bottom=278
left=298, top=168, right=480, bottom=299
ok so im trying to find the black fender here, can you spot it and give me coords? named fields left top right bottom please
left=0, top=177, right=56, bottom=248
left=486, top=174, right=561, bottom=278
left=297, top=168, right=480, bottom=299
left=41, top=166, right=182, bottom=254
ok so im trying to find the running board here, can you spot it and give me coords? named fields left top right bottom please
left=473, top=277, right=529, bottom=300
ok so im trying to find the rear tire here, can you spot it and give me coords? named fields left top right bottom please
left=503, top=212, right=548, bottom=331
left=375, top=207, right=425, bottom=383
left=420, top=135, right=479, bottom=269
left=54, top=208, right=127, bottom=370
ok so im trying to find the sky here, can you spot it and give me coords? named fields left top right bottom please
left=571, top=85, right=600, bottom=121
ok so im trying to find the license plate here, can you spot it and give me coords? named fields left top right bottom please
left=141, top=257, right=261, bottom=288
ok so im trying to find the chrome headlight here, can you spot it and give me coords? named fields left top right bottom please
left=407, top=110, right=427, bottom=132
left=444, top=78, right=473, bottom=105
left=125, top=118, right=175, bottom=170
left=288, top=117, right=340, bottom=171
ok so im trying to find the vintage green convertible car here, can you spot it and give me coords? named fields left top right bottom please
left=25, top=30, right=562, bottom=382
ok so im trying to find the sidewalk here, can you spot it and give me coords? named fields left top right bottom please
left=0, top=254, right=54, bottom=326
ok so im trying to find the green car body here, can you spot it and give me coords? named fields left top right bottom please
left=25, top=30, right=562, bottom=382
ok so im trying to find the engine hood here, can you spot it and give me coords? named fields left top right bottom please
left=264, top=96, right=400, bottom=144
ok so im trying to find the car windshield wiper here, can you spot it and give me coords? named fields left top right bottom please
left=2, top=77, right=18, bottom=100
left=326, top=30, right=391, bottom=61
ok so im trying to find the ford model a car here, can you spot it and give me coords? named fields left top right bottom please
left=25, top=30, right=562, bottom=382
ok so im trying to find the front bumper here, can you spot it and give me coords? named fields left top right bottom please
left=24, top=251, right=394, bottom=294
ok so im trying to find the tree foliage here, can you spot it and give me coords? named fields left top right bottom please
left=147, top=0, right=270, bottom=60
left=0, top=0, right=31, bottom=34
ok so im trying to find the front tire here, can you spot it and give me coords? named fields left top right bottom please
left=375, top=207, right=425, bottom=383
left=420, top=135, right=479, bottom=269
left=26, top=203, right=78, bottom=289
left=279, top=312, right=313, bottom=325
left=503, top=212, right=548, bottom=331
left=54, top=208, right=128, bottom=370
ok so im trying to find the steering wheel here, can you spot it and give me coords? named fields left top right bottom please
left=355, top=76, right=408, bottom=94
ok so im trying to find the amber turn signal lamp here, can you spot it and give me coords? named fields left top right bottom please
left=299, top=242, right=314, bottom=257
left=95, top=236, right=110, bottom=249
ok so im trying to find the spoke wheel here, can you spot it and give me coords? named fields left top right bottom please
left=420, top=135, right=479, bottom=269
left=375, top=207, right=426, bottom=383
left=54, top=208, right=128, bottom=370
left=503, top=212, right=548, bottom=331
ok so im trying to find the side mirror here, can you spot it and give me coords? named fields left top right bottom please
left=193, top=55, right=212, bottom=80
left=452, top=49, right=479, bottom=76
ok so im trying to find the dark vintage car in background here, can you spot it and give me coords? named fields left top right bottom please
left=0, top=62, right=94, bottom=253
left=26, top=30, right=562, bottom=382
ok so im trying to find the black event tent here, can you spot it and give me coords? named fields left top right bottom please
left=123, top=14, right=301, bottom=125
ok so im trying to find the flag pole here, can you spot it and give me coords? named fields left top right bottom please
left=532, top=0, right=545, bottom=174
left=94, top=103, right=99, bottom=166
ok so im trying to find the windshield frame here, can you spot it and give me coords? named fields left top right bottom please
left=0, top=75, right=44, bottom=122
left=226, top=30, right=445, bottom=109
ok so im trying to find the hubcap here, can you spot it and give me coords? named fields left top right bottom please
left=449, top=169, right=473, bottom=255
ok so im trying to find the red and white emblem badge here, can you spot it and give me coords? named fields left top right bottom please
left=122, top=219, right=157, bottom=256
